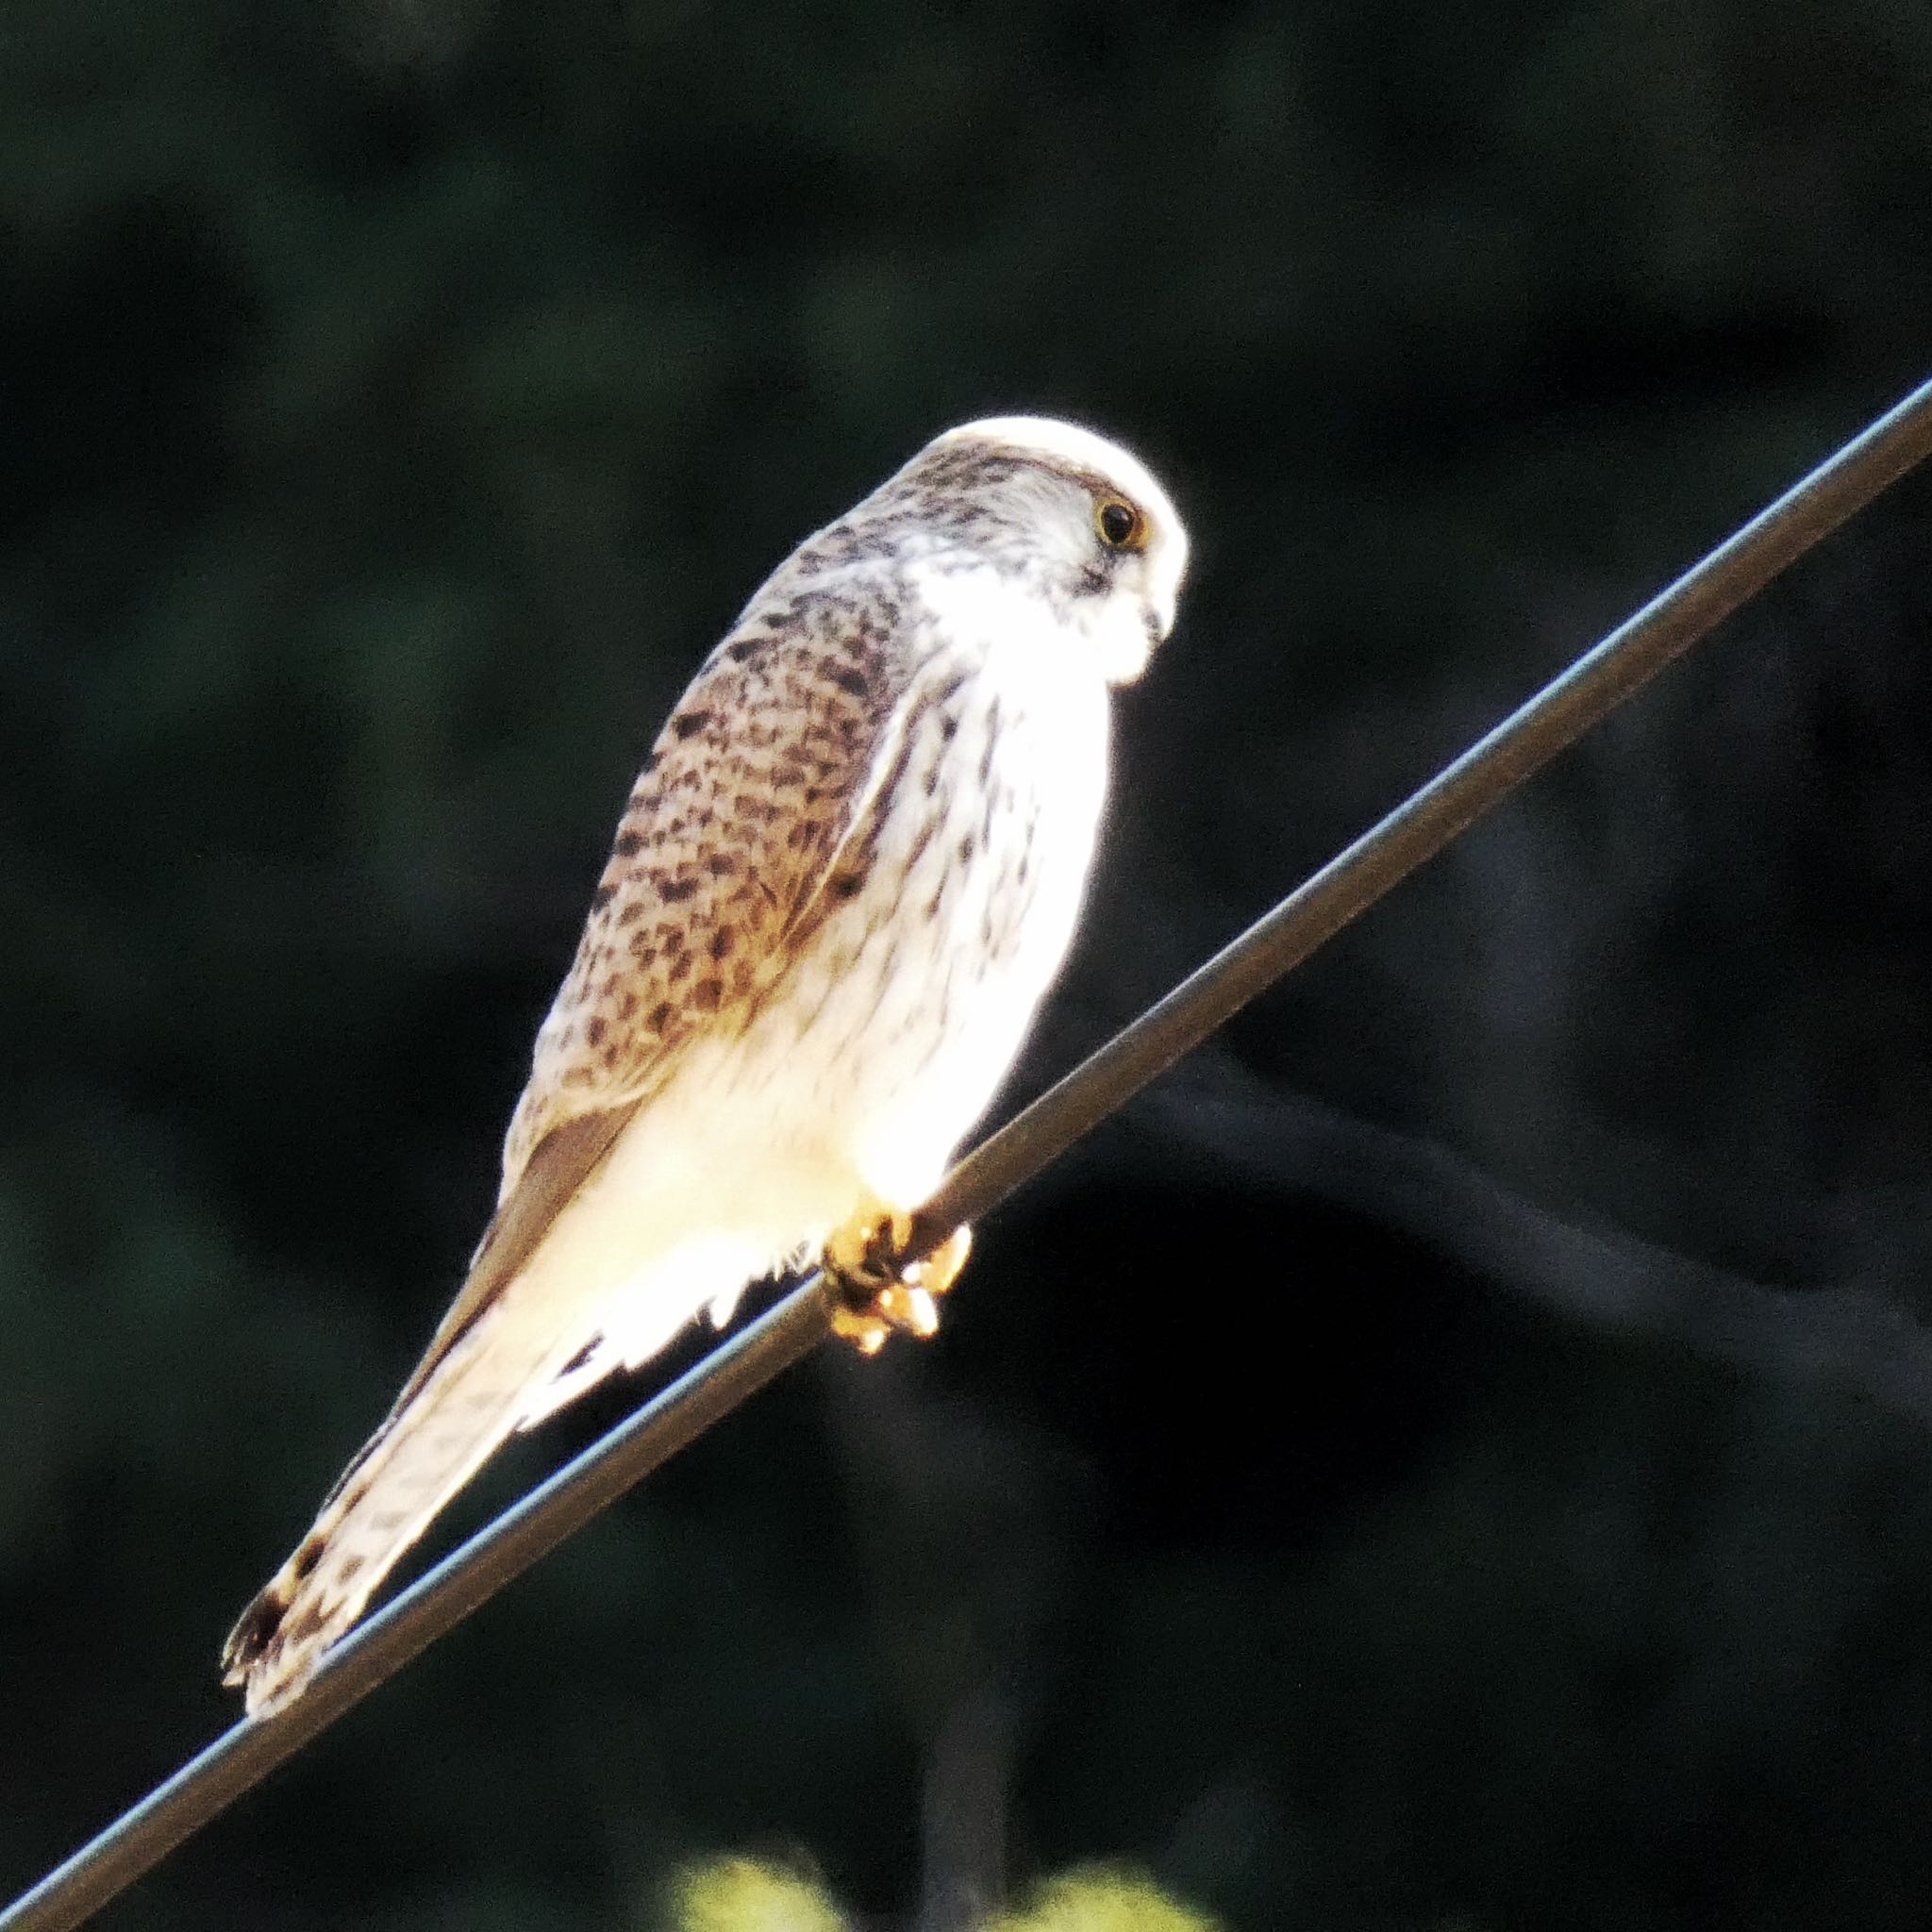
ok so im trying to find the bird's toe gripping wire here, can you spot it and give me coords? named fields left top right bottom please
left=823, top=1208, right=973, bottom=1355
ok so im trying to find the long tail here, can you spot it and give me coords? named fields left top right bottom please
left=222, top=1297, right=594, bottom=1717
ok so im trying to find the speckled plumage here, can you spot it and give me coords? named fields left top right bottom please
left=223, top=417, right=1189, bottom=1714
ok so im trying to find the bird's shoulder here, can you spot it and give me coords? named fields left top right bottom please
left=501, top=559, right=927, bottom=1182
left=391, top=563, right=932, bottom=1413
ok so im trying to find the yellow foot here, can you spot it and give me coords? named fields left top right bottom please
left=824, top=1208, right=973, bottom=1356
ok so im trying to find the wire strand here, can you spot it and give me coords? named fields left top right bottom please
left=8, top=373, right=1932, bottom=1932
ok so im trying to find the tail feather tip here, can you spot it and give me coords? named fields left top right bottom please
left=221, top=1569, right=340, bottom=1716
left=221, top=1585, right=290, bottom=1685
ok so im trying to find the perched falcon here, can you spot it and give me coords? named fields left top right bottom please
left=224, top=416, right=1190, bottom=1714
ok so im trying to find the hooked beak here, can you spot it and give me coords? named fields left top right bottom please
left=1149, top=588, right=1177, bottom=644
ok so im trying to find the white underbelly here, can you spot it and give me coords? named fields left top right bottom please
left=758, top=632, right=1111, bottom=1205
left=507, top=606, right=1113, bottom=1374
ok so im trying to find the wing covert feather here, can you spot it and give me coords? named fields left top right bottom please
left=391, top=581, right=911, bottom=1406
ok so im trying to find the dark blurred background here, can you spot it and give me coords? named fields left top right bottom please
left=7, top=2, right=1932, bottom=1926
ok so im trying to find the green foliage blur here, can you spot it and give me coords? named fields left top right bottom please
left=8, top=0, right=1932, bottom=1926
left=662, top=1857, right=1219, bottom=1932
left=665, top=1856, right=846, bottom=1932
left=985, top=1867, right=1222, bottom=1932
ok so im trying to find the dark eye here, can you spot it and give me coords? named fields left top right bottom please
left=1094, top=497, right=1144, bottom=549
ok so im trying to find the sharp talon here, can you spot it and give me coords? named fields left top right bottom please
left=910, top=1224, right=972, bottom=1300
left=876, top=1284, right=940, bottom=1338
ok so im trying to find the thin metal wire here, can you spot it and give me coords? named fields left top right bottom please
left=8, top=374, right=1932, bottom=1932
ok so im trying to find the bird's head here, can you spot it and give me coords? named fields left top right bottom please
left=887, top=415, right=1190, bottom=686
